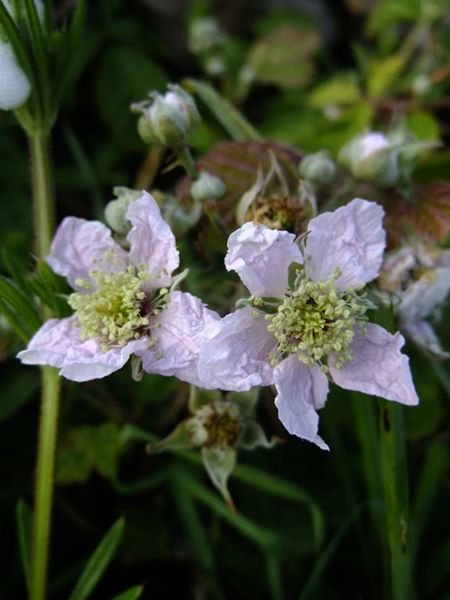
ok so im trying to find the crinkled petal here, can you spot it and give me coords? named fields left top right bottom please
left=304, top=198, right=385, bottom=290
left=127, top=192, right=179, bottom=287
left=138, top=291, right=220, bottom=387
left=17, top=316, right=148, bottom=382
left=197, top=307, right=277, bottom=391
left=47, top=218, right=128, bottom=291
left=17, top=317, right=82, bottom=369
left=273, top=355, right=329, bottom=450
left=225, top=222, right=303, bottom=298
left=61, top=338, right=148, bottom=382
left=329, top=323, right=419, bottom=405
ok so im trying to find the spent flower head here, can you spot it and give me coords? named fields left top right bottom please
left=18, top=192, right=219, bottom=384
left=198, top=199, right=419, bottom=450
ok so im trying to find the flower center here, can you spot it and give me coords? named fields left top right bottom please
left=69, top=266, right=160, bottom=350
left=266, top=269, right=368, bottom=370
left=194, top=401, right=243, bottom=448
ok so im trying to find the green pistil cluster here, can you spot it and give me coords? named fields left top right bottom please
left=69, top=266, right=158, bottom=351
left=266, top=269, right=367, bottom=370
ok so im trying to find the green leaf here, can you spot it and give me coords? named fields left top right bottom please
left=246, top=24, right=319, bottom=89
left=0, top=275, right=41, bottom=336
left=367, top=54, right=406, bottom=97
left=27, top=261, right=71, bottom=318
left=367, top=0, right=421, bottom=34
left=56, top=423, right=121, bottom=484
left=309, top=74, right=361, bottom=108
left=68, top=518, right=125, bottom=600
left=185, top=78, right=261, bottom=141
left=109, top=586, right=144, bottom=600
left=15, top=499, right=32, bottom=594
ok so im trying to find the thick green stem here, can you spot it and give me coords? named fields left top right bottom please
left=29, top=133, right=60, bottom=600
left=379, top=401, right=412, bottom=600
left=30, top=133, right=55, bottom=260
left=175, top=146, right=198, bottom=179
left=31, top=367, right=61, bottom=600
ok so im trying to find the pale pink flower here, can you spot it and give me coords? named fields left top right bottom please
left=18, top=193, right=219, bottom=384
left=198, top=199, right=418, bottom=450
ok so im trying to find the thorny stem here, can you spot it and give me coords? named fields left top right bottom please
left=379, top=401, right=412, bottom=600
left=29, top=132, right=61, bottom=600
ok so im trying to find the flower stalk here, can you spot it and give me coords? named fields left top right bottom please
left=29, top=131, right=60, bottom=600
left=379, top=401, right=411, bottom=600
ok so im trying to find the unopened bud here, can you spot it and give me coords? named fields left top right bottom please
left=338, top=132, right=399, bottom=187
left=189, top=17, right=226, bottom=54
left=0, top=42, right=31, bottom=110
left=299, top=151, right=336, bottom=186
left=132, top=84, right=200, bottom=148
left=191, top=171, right=225, bottom=202
left=104, top=187, right=142, bottom=235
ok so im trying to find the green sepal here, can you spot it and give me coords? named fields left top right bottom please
left=201, top=445, right=236, bottom=506
left=146, top=418, right=200, bottom=454
left=239, top=421, right=277, bottom=451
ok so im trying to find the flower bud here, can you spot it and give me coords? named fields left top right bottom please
left=188, top=17, right=226, bottom=55
left=0, top=42, right=31, bottom=110
left=191, top=171, right=226, bottom=202
left=338, top=132, right=399, bottom=187
left=132, top=84, right=200, bottom=148
left=299, top=150, right=336, bottom=186
left=104, top=187, right=142, bottom=235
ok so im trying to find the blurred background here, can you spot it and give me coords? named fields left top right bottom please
left=1, top=0, right=450, bottom=598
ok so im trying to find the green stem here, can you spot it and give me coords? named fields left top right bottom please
left=175, top=146, right=198, bottom=179
left=29, top=132, right=60, bottom=600
left=31, top=367, right=61, bottom=600
left=30, top=133, right=55, bottom=260
left=379, top=401, right=412, bottom=600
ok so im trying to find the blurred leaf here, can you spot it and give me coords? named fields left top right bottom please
left=0, top=368, right=39, bottom=422
left=309, top=74, right=361, bottom=108
left=68, top=518, right=125, bottom=600
left=15, top=499, right=32, bottom=594
left=109, top=586, right=143, bottom=600
left=367, top=0, right=421, bottom=34
left=120, top=509, right=169, bottom=563
left=28, top=260, right=71, bottom=318
left=0, top=275, right=41, bottom=337
left=96, top=46, right=167, bottom=150
left=367, top=54, right=406, bottom=97
left=56, top=423, right=121, bottom=484
left=185, top=78, right=261, bottom=141
left=406, top=110, right=440, bottom=141
left=247, top=25, right=319, bottom=89
left=413, top=442, right=448, bottom=534
left=385, top=182, right=450, bottom=245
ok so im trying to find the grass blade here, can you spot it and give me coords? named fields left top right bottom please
left=68, top=518, right=125, bottom=600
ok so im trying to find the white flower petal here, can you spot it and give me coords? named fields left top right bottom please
left=304, top=198, right=385, bottom=290
left=17, top=317, right=81, bottom=368
left=225, top=222, right=303, bottom=298
left=398, top=267, right=450, bottom=323
left=402, top=320, right=450, bottom=360
left=329, top=323, right=419, bottom=405
left=47, top=218, right=127, bottom=291
left=197, top=307, right=277, bottom=391
left=127, top=192, right=179, bottom=287
left=60, top=338, right=148, bottom=382
left=138, top=291, right=220, bottom=387
left=273, top=355, right=329, bottom=450
left=17, top=317, right=146, bottom=381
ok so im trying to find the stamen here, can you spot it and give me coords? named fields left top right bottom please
left=69, top=266, right=167, bottom=351
left=266, top=268, right=368, bottom=370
